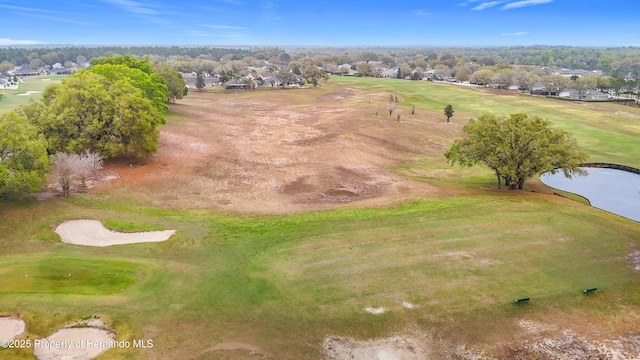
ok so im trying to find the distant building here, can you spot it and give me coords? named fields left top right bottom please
left=50, top=67, right=71, bottom=75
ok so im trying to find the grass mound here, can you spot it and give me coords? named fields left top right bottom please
left=0, top=256, right=146, bottom=295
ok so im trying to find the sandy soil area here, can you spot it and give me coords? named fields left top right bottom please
left=323, top=336, right=430, bottom=360
left=0, top=316, right=25, bottom=340
left=55, top=219, right=175, bottom=247
left=33, top=320, right=116, bottom=360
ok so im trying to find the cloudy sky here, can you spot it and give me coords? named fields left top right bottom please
left=1, top=0, right=638, bottom=46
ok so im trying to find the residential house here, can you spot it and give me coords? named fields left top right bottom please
left=12, top=64, right=38, bottom=77
left=380, top=68, right=399, bottom=78
left=50, top=67, right=71, bottom=75
left=259, top=72, right=281, bottom=86
left=559, top=89, right=609, bottom=100
left=225, top=78, right=247, bottom=89
left=530, top=84, right=557, bottom=96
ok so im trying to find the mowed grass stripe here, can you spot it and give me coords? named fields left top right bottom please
left=333, top=76, right=640, bottom=167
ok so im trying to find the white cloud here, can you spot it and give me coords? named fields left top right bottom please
left=501, top=32, right=528, bottom=36
left=413, top=9, right=431, bottom=16
left=262, top=1, right=282, bottom=23
left=457, top=0, right=482, bottom=6
left=472, top=1, right=502, bottom=11
left=502, top=0, right=552, bottom=10
left=0, top=4, right=58, bottom=13
left=0, top=38, right=44, bottom=45
left=213, top=0, right=246, bottom=4
left=100, top=0, right=159, bottom=15
left=201, top=24, right=245, bottom=30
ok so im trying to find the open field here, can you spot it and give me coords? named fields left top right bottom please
left=0, top=75, right=67, bottom=113
left=1, top=77, right=640, bottom=359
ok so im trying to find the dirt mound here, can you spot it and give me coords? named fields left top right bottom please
left=323, top=336, right=429, bottom=360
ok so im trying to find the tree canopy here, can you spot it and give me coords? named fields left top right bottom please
left=153, top=63, right=187, bottom=103
left=87, top=63, right=169, bottom=114
left=22, top=71, right=162, bottom=158
left=445, top=113, right=588, bottom=190
left=0, top=111, right=50, bottom=195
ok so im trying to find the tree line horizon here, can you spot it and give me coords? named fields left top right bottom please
left=1, top=45, right=639, bottom=78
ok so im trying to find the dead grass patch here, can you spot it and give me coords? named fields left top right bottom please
left=91, top=85, right=444, bottom=213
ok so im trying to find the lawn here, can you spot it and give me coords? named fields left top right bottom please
left=1, top=77, right=640, bottom=359
left=333, top=76, right=640, bottom=167
left=0, top=75, right=67, bottom=113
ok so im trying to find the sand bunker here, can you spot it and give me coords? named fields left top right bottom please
left=55, top=220, right=175, bottom=247
left=16, top=90, right=42, bottom=96
left=0, top=316, right=25, bottom=340
left=365, top=307, right=386, bottom=314
left=33, top=321, right=116, bottom=360
left=324, top=336, right=428, bottom=360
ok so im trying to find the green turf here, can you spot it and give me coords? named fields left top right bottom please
left=0, top=255, right=145, bottom=295
left=1, top=77, right=640, bottom=359
left=0, top=75, right=67, bottom=113
left=1, top=193, right=639, bottom=358
left=334, top=76, right=640, bottom=167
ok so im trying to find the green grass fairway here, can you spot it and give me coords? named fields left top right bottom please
left=334, top=76, right=640, bottom=167
left=0, top=75, right=67, bottom=113
left=0, top=255, right=147, bottom=295
left=1, top=77, right=640, bottom=359
left=1, top=193, right=639, bottom=359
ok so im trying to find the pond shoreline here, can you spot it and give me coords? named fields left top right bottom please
left=580, top=163, right=640, bottom=175
left=541, top=165, right=640, bottom=223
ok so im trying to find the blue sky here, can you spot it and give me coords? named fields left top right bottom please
left=1, top=0, right=638, bottom=47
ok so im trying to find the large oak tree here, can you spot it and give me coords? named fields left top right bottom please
left=23, top=72, right=162, bottom=158
left=0, top=111, right=49, bottom=195
left=445, top=113, right=588, bottom=190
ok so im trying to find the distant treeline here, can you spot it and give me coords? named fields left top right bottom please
left=287, top=45, right=640, bottom=77
left=0, top=46, right=255, bottom=66
left=1, top=45, right=639, bottom=78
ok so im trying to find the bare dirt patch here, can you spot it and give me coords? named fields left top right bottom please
left=0, top=315, right=25, bottom=340
left=626, top=249, right=640, bottom=270
left=323, top=335, right=429, bottom=360
left=93, top=87, right=446, bottom=214
left=499, top=329, right=640, bottom=360
left=203, top=341, right=270, bottom=357
left=55, top=219, right=175, bottom=247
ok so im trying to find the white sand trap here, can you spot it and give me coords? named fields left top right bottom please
left=365, top=307, right=386, bottom=314
left=324, top=336, right=428, bottom=360
left=0, top=316, right=25, bottom=340
left=33, top=326, right=116, bottom=360
left=16, top=90, right=42, bottom=96
left=55, top=220, right=175, bottom=247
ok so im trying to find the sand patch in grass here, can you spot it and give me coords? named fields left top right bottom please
left=33, top=319, right=116, bottom=360
left=55, top=219, right=175, bottom=247
left=323, top=335, right=428, bottom=360
left=0, top=315, right=25, bottom=340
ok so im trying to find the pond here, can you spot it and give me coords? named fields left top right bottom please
left=540, top=167, right=640, bottom=222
